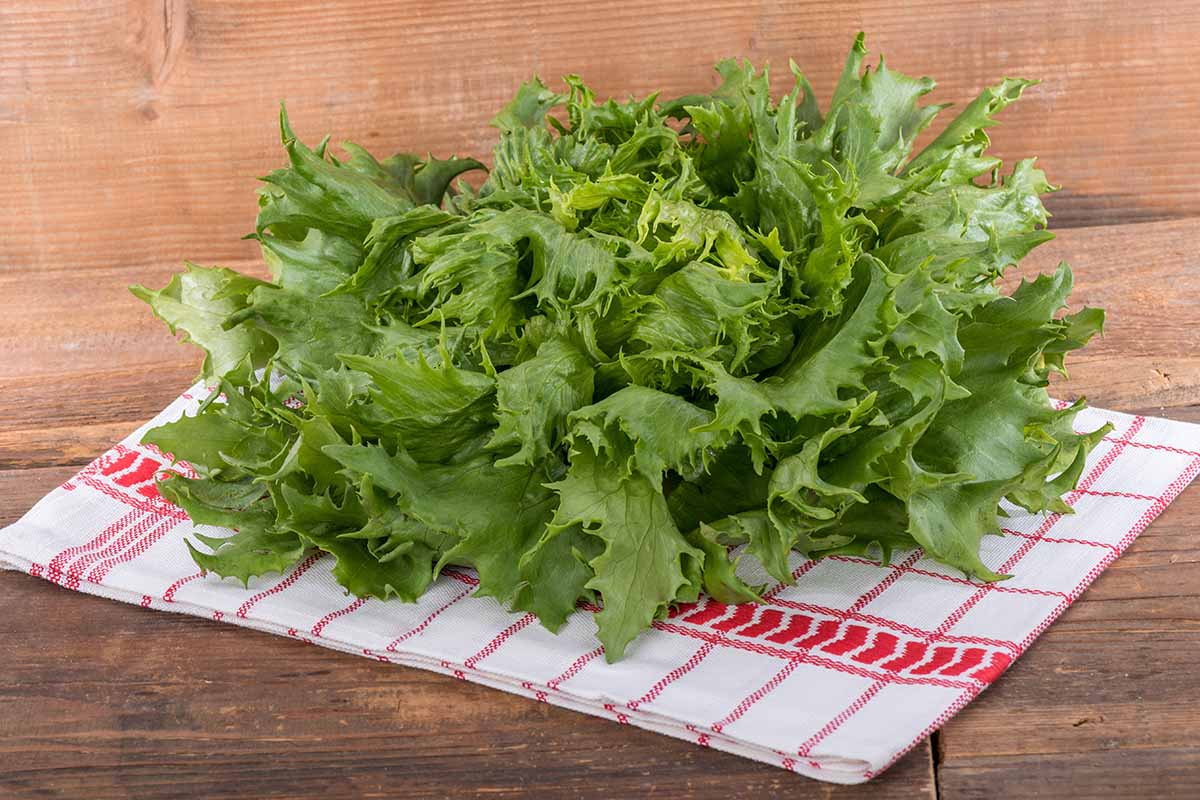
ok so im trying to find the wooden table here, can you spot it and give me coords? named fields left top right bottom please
left=3, top=3, right=1199, bottom=797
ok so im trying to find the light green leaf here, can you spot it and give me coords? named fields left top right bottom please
left=131, top=265, right=274, bottom=379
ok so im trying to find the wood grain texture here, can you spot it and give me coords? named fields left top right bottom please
left=0, top=465, right=76, bottom=524
left=1019, top=219, right=1200, bottom=411
left=2, top=0, right=1199, bottom=282
left=3, top=2, right=1200, bottom=795
left=0, top=574, right=935, bottom=799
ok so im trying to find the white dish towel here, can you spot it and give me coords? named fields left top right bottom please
left=3, top=387, right=1198, bottom=784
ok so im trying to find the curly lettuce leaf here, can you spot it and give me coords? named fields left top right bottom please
left=137, top=34, right=1106, bottom=660
left=549, top=446, right=701, bottom=661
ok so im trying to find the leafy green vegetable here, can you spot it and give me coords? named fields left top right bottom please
left=136, top=34, right=1107, bottom=660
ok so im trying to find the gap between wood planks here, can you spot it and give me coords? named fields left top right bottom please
left=932, top=730, right=944, bottom=800
left=5, top=0, right=1200, bottom=280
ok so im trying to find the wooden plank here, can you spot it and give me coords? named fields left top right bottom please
left=0, top=465, right=77, bottom=526
left=0, top=367, right=199, bottom=469
left=0, top=260, right=265, bottom=381
left=1129, top=404, right=1200, bottom=426
left=935, top=477, right=1200, bottom=798
left=1, top=0, right=1198, bottom=284
left=936, top=750, right=1200, bottom=800
left=0, top=574, right=935, bottom=799
left=3, top=4, right=1198, bottom=795
left=2, top=220, right=1195, bottom=473
left=1015, top=220, right=1200, bottom=412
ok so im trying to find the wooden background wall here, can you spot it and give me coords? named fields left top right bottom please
left=4, top=0, right=1200, bottom=464
left=5, top=0, right=1199, bottom=273
left=4, top=4, right=1200, bottom=798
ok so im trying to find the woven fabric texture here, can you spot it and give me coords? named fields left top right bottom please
left=3, top=387, right=1198, bottom=784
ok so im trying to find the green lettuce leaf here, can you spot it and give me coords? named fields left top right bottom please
left=549, top=445, right=701, bottom=660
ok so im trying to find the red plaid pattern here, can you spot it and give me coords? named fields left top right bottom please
left=2, top=386, right=1198, bottom=785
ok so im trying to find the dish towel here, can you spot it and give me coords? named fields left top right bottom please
left=3, top=386, right=1199, bottom=785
